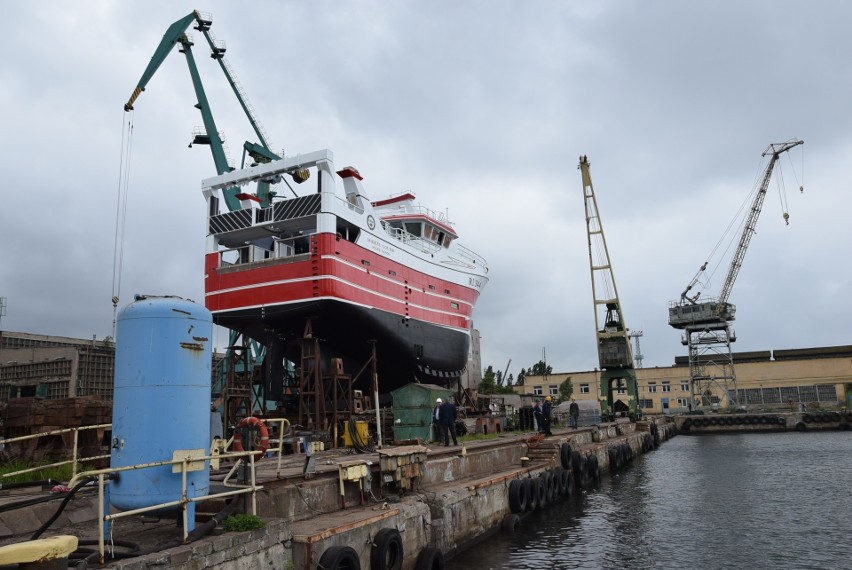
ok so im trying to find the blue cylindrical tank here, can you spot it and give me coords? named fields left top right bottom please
left=110, top=295, right=212, bottom=511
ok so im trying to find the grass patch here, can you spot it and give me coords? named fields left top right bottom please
left=223, top=514, right=265, bottom=532
left=0, top=461, right=82, bottom=484
left=459, top=432, right=501, bottom=442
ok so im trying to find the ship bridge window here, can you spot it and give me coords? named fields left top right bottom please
left=423, top=224, right=453, bottom=247
left=404, top=221, right=422, bottom=237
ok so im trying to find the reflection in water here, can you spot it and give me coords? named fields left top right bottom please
left=447, top=432, right=852, bottom=570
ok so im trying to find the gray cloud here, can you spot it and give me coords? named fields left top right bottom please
left=1, top=0, right=849, bottom=377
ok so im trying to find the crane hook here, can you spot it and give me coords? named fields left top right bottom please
left=783, top=212, right=790, bottom=225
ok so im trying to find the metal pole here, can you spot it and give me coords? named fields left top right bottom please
left=371, top=341, right=382, bottom=449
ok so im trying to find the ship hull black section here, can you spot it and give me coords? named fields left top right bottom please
left=212, top=299, right=469, bottom=394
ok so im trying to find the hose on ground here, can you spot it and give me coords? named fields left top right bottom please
left=30, top=476, right=96, bottom=540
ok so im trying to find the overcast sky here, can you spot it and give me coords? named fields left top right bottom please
left=1, top=1, right=849, bottom=378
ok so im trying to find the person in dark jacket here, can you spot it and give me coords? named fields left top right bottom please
left=569, top=398, right=580, bottom=429
left=440, top=398, right=458, bottom=446
left=542, top=396, right=554, bottom=436
left=433, top=398, right=447, bottom=445
left=533, top=401, right=544, bottom=433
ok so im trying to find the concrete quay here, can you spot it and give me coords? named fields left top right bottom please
left=0, top=420, right=676, bottom=569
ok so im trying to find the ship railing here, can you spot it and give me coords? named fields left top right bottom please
left=454, top=243, right=488, bottom=269
left=381, top=223, right=488, bottom=270
left=69, top=449, right=264, bottom=564
left=218, top=235, right=310, bottom=267
left=377, top=202, right=452, bottom=225
left=0, top=423, right=112, bottom=482
left=381, top=223, right=443, bottom=255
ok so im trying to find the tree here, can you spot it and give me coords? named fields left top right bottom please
left=479, top=365, right=497, bottom=393
left=558, top=376, right=573, bottom=403
left=529, top=360, right=552, bottom=376
left=516, top=368, right=526, bottom=386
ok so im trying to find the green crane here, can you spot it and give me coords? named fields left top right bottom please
left=124, top=10, right=293, bottom=211
left=125, top=11, right=309, bottom=422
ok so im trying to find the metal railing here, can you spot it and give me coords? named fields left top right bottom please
left=2, top=418, right=298, bottom=563
left=0, top=423, right=111, bottom=481
left=70, top=449, right=264, bottom=564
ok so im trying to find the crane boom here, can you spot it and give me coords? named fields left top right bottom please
left=579, top=155, right=639, bottom=420
left=668, top=138, right=804, bottom=412
left=716, top=139, right=803, bottom=308
left=124, top=11, right=288, bottom=211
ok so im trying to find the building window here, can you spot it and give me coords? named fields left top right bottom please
left=677, top=398, right=689, bottom=407
left=681, top=381, right=689, bottom=391
left=580, top=383, right=590, bottom=394
left=549, top=385, right=558, bottom=396
left=639, top=399, right=654, bottom=409
left=615, top=385, right=627, bottom=394
left=648, top=382, right=657, bottom=393
left=662, top=382, right=671, bottom=393
left=533, top=386, right=543, bottom=396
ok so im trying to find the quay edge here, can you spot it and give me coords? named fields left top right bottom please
left=674, top=410, right=852, bottom=434
left=89, top=419, right=677, bottom=570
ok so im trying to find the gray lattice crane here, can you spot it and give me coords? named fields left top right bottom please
left=579, top=155, right=639, bottom=420
left=669, top=139, right=804, bottom=409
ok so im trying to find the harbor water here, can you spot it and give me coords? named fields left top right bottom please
left=447, top=431, right=852, bottom=570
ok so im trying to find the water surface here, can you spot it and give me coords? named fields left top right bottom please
left=447, top=432, right=852, bottom=569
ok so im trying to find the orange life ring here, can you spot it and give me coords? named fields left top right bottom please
left=233, top=416, right=270, bottom=456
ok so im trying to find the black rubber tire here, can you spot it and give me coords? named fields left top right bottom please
left=777, top=417, right=786, bottom=425
left=501, top=513, right=521, bottom=533
left=319, top=545, right=361, bottom=570
left=560, top=443, right=572, bottom=469
left=415, top=547, right=444, bottom=570
left=570, top=450, right=582, bottom=477
left=371, top=528, right=403, bottom=570
left=546, top=471, right=557, bottom=502
left=608, top=447, right=619, bottom=471
left=535, top=477, right=547, bottom=507
left=558, top=468, right=570, bottom=494
left=524, top=478, right=538, bottom=511
left=795, top=422, right=806, bottom=432
left=589, top=455, right=600, bottom=481
left=508, top=478, right=527, bottom=513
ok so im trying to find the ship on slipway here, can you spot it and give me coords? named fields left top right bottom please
left=124, top=11, right=488, bottom=392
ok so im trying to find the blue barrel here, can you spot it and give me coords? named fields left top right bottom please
left=110, top=295, right=212, bottom=511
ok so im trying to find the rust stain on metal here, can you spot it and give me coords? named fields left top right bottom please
left=192, top=336, right=209, bottom=342
left=180, top=342, right=204, bottom=351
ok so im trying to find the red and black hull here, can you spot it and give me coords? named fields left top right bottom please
left=205, top=233, right=478, bottom=391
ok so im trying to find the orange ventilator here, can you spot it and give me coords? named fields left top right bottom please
left=232, top=416, right=270, bottom=455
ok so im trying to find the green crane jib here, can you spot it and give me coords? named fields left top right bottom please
left=124, top=10, right=294, bottom=211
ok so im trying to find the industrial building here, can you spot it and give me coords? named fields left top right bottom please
left=517, top=345, right=852, bottom=413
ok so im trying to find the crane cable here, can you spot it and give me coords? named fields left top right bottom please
left=112, top=111, right=135, bottom=336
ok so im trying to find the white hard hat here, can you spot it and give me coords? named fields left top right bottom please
left=436, top=398, right=443, bottom=403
